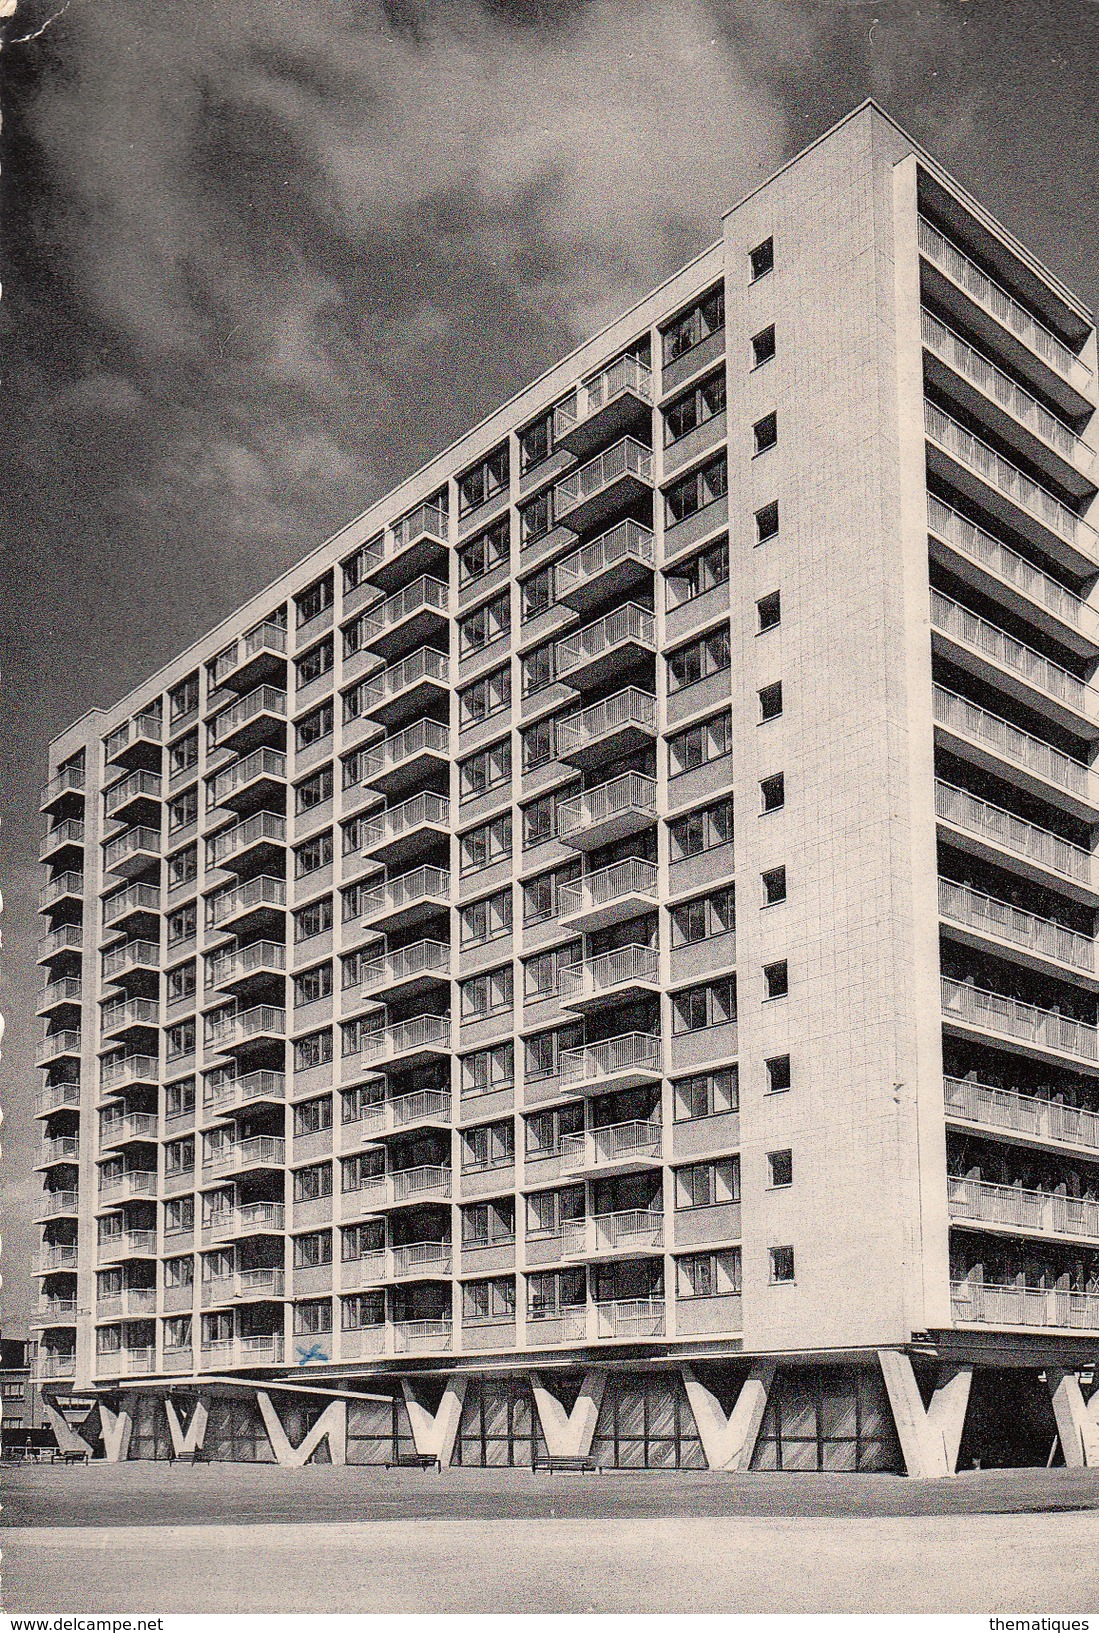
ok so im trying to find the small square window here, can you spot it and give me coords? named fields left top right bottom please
left=760, top=772, right=785, bottom=813
left=757, top=591, right=781, bottom=633
left=751, top=325, right=776, bottom=368
left=768, top=1149, right=793, bottom=1187
left=764, top=960, right=789, bottom=1000
left=766, top=1054, right=791, bottom=1094
left=759, top=682, right=783, bottom=722
left=755, top=501, right=779, bottom=543
left=762, top=865, right=787, bottom=906
left=750, top=238, right=774, bottom=281
left=770, top=1244, right=795, bottom=1282
left=753, top=413, right=778, bottom=455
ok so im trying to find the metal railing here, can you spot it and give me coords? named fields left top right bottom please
left=39, top=1189, right=79, bottom=1217
left=558, top=772, right=657, bottom=841
left=37, top=1083, right=81, bottom=1115
left=211, top=620, right=288, bottom=687
left=360, top=940, right=450, bottom=992
left=100, top=1053, right=158, bottom=1090
left=104, top=769, right=162, bottom=816
left=101, top=940, right=159, bottom=980
left=40, top=1246, right=78, bottom=1271
left=941, top=975, right=1098, bottom=1062
left=206, top=874, right=286, bottom=928
left=560, top=1031, right=662, bottom=1087
left=554, top=436, right=653, bottom=520
left=208, top=748, right=286, bottom=808
left=208, top=810, right=286, bottom=868
left=359, top=1015, right=451, bottom=1064
left=360, top=1087, right=452, bottom=1136
left=558, top=857, right=659, bottom=920
left=97, top=1170, right=156, bottom=1200
left=360, top=864, right=449, bottom=917
left=208, top=940, right=286, bottom=987
left=390, top=1164, right=452, bottom=1203
left=938, top=876, right=1095, bottom=971
left=103, top=882, right=160, bottom=926
left=555, top=519, right=655, bottom=600
left=595, top=1298, right=665, bottom=1339
left=205, top=1005, right=286, bottom=1048
left=101, top=996, right=160, bottom=1033
left=97, top=1229, right=157, bottom=1257
left=556, top=602, right=655, bottom=678
left=103, top=825, right=160, bottom=872
left=100, top=1111, right=158, bottom=1145
left=393, top=1318, right=452, bottom=1353
left=205, top=1201, right=286, bottom=1239
left=391, top=1241, right=451, bottom=1276
left=393, top=501, right=448, bottom=550
left=362, top=717, right=449, bottom=779
left=950, top=1279, right=1099, bottom=1331
left=38, top=1029, right=81, bottom=1059
left=554, top=354, right=653, bottom=442
left=933, top=684, right=1093, bottom=801
left=41, top=764, right=86, bottom=805
left=210, top=685, right=287, bottom=746
left=203, top=1135, right=286, bottom=1173
left=927, top=496, right=1093, bottom=635
left=944, top=1075, right=1099, bottom=1152
left=203, top=1069, right=286, bottom=1112
left=931, top=590, right=1092, bottom=716
left=934, top=779, right=1092, bottom=885
left=105, top=712, right=163, bottom=759
left=556, top=688, right=657, bottom=759
left=360, top=646, right=449, bottom=710
left=560, top=1118, right=663, bottom=1170
left=360, top=791, right=449, bottom=850
left=37, top=1353, right=77, bottom=1379
left=39, top=923, right=84, bottom=959
left=40, top=976, right=83, bottom=1010
left=40, top=871, right=84, bottom=908
left=559, top=944, right=659, bottom=1004
left=948, top=1176, right=1099, bottom=1242
left=40, top=1135, right=80, bottom=1163
left=361, top=575, right=448, bottom=637
left=41, top=817, right=86, bottom=858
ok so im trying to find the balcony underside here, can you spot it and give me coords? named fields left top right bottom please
left=557, top=637, right=654, bottom=696
left=364, top=750, right=449, bottom=802
left=560, top=806, right=656, bottom=852
left=558, top=719, right=656, bottom=773
left=928, top=531, right=1099, bottom=665
left=365, top=676, right=449, bottom=733
left=939, top=915, right=1099, bottom=991
left=933, top=722, right=1098, bottom=824
left=927, top=442, right=1096, bottom=580
left=556, top=471, right=652, bottom=538
left=931, top=627, right=1099, bottom=742
left=361, top=897, right=449, bottom=936
left=365, top=607, right=448, bottom=666
left=942, top=1012, right=1099, bottom=1077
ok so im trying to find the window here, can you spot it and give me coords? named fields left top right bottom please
left=167, top=960, right=196, bottom=1003
left=524, top=1023, right=582, bottom=1083
left=524, top=1102, right=584, bottom=1157
left=522, top=782, right=580, bottom=848
left=665, top=535, right=729, bottom=609
left=294, top=1095, right=333, bottom=1136
left=521, top=715, right=556, bottom=771
left=294, top=962, right=333, bottom=1007
left=757, top=591, right=781, bottom=633
left=342, top=1291, right=385, bottom=1330
left=664, top=370, right=726, bottom=444
left=296, top=766, right=333, bottom=813
left=341, top=879, right=379, bottom=922
left=165, top=1136, right=194, bottom=1174
left=293, top=1230, right=332, bottom=1268
left=768, top=1149, right=793, bottom=1188
left=749, top=237, right=774, bottom=281
left=672, top=976, right=737, bottom=1033
left=341, top=1084, right=383, bottom=1126
left=165, top=1196, right=194, bottom=1234
left=766, top=1054, right=791, bottom=1094
left=296, top=701, right=333, bottom=751
left=523, top=940, right=581, bottom=1000
left=458, top=516, right=510, bottom=586
left=458, top=445, right=509, bottom=517
left=668, top=710, right=732, bottom=776
left=461, top=1042, right=514, bottom=1099
left=459, top=666, right=510, bottom=727
left=758, top=682, right=783, bottom=722
left=460, top=965, right=514, bottom=1021
left=294, top=896, right=333, bottom=943
left=342, top=609, right=375, bottom=659
left=760, top=772, right=785, bottom=813
left=293, top=1163, right=333, bottom=1202
left=463, top=1276, right=515, bottom=1322
left=166, top=1019, right=195, bottom=1061
left=753, top=412, right=778, bottom=455
left=296, top=635, right=333, bottom=688
left=294, top=1298, right=333, bottom=1335
left=665, top=452, right=728, bottom=525
left=340, top=948, right=375, bottom=989
left=519, top=412, right=552, bottom=474
left=676, top=1248, right=741, bottom=1299
left=341, top=813, right=373, bottom=856
left=670, top=886, right=735, bottom=947
left=522, top=860, right=580, bottom=924
left=341, top=535, right=382, bottom=593
left=164, top=1255, right=194, bottom=1289
left=341, top=746, right=372, bottom=791
left=460, top=813, right=512, bottom=874
left=295, top=830, right=333, bottom=878
left=526, top=1185, right=584, bottom=1237
left=169, top=730, right=198, bottom=777
left=755, top=500, right=779, bottom=543
left=167, top=786, right=198, bottom=832
left=674, top=1067, right=739, bottom=1121
left=675, top=1157, right=740, bottom=1209
left=521, top=641, right=555, bottom=698
left=166, top=1078, right=196, bottom=1118
left=169, top=674, right=199, bottom=724
left=461, top=1119, right=515, bottom=1172
left=162, top=1315, right=192, bottom=1350
left=764, top=960, right=789, bottom=1000
left=342, top=1150, right=384, bottom=1192
left=459, top=592, right=510, bottom=656
left=662, top=285, right=725, bottom=365
left=167, top=844, right=197, bottom=889
left=462, top=1198, right=515, bottom=1245
left=667, top=625, right=730, bottom=693
left=293, top=1029, right=333, bottom=1072
left=460, top=738, right=511, bottom=802
left=519, top=490, right=551, bottom=544
left=341, top=1220, right=384, bottom=1259
left=341, top=1016, right=384, bottom=1060
left=762, top=865, right=787, bottom=906
left=669, top=798, right=734, bottom=861
left=770, top=1245, right=795, bottom=1283
left=460, top=888, right=513, bottom=948
left=527, top=1267, right=586, bottom=1317
left=751, top=324, right=776, bottom=367
left=342, top=676, right=375, bottom=724
left=296, top=573, right=333, bottom=628
left=521, top=566, right=553, bottom=622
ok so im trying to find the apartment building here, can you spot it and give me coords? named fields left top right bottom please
left=32, top=103, right=1099, bottom=1475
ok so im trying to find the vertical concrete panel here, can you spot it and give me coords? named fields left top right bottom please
left=529, top=1370, right=606, bottom=1458
left=681, top=1363, right=773, bottom=1470
left=164, top=1397, right=209, bottom=1459
left=256, top=1392, right=348, bottom=1467
left=98, top=1403, right=134, bottom=1464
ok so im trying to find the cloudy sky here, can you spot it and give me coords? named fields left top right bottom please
left=2, top=0, right=1097, bottom=1328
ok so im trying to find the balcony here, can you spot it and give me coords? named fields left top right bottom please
left=35, top=1188, right=79, bottom=1221
left=104, top=711, right=163, bottom=768
left=558, top=772, right=657, bottom=850
left=556, top=688, right=657, bottom=771
left=104, top=769, right=162, bottom=823
left=558, top=859, right=659, bottom=935
left=360, top=791, right=450, bottom=870
left=208, top=810, right=286, bottom=872
left=97, top=1230, right=157, bottom=1263
left=36, top=1029, right=81, bottom=1067
left=100, top=1053, right=159, bottom=1094
left=361, top=502, right=449, bottom=595
left=357, top=1014, right=451, bottom=1071
left=199, top=1333, right=286, bottom=1368
left=103, top=881, right=160, bottom=933
left=559, top=945, right=660, bottom=1011
left=101, top=996, right=160, bottom=1041
left=34, top=1298, right=78, bottom=1326
left=921, top=310, right=1095, bottom=494
left=208, top=940, right=286, bottom=993
left=96, top=1287, right=157, bottom=1320
left=932, top=685, right=1098, bottom=819
left=553, top=354, right=654, bottom=460
left=36, top=1083, right=81, bottom=1117
left=930, top=590, right=1096, bottom=730
left=393, top=1318, right=452, bottom=1354
left=38, top=1245, right=79, bottom=1273
left=97, top=1169, right=157, bottom=1205
left=202, top=1135, right=286, bottom=1177
left=555, top=602, right=656, bottom=691
left=99, top=1111, right=159, bottom=1149
left=554, top=519, right=656, bottom=616
left=359, top=1087, right=452, bottom=1139
left=944, top=1074, right=1099, bottom=1155
left=206, top=874, right=286, bottom=934
left=560, top=1118, right=663, bottom=1174
left=205, top=1004, right=286, bottom=1054
left=559, top=1031, right=663, bottom=1093
left=939, top=876, right=1095, bottom=979
left=204, top=1201, right=286, bottom=1243
left=101, top=939, right=160, bottom=984
left=36, top=1353, right=77, bottom=1380
left=209, top=685, right=287, bottom=754
left=553, top=437, right=654, bottom=534
left=207, top=747, right=286, bottom=814
left=358, top=1165, right=452, bottom=1210
left=38, top=923, right=84, bottom=964
left=595, top=1298, right=665, bottom=1339
left=37, top=1135, right=80, bottom=1167
left=948, top=1176, right=1099, bottom=1245
left=360, top=717, right=450, bottom=799
left=525, top=1307, right=589, bottom=1345
left=357, top=646, right=449, bottom=731
left=357, top=575, right=449, bottom=664
left=934, top=780, right=1093, bottom=895
left=98, top=1347, right=157, bottom=1379
left=40, top=871, right=84, bottom=911
left=203, top=1069, right=286, bottom=1116
left=210, top=619, right=288, bottom=692
left=39, top=976, right=82, bottom=1018
left=951, top=1279, right=1099, bottom=1333
left=203, top=1268, right=287, bottom=1305
left=941, top=975, right=1098, bottom=1068
left=359, top=864, right=450, bottom=933
left=924, top=400, right=1098, bottom=569
left=40, top=763, right=86, bottom=812
left=40, top=817, right=86, bottom=863
left=390, top=1241, right=452, bottom=1279
left=103, top=825, right=161, bottom=879
left=360, top=940, right=450, bottom=1002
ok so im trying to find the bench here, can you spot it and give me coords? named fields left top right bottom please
left=385, top=1451, right=442, bottom=1472
left=170, top=1447, right=209, bottom=1465
left=533, top=1454, right=599, bottom=1474
left=60, top=1448, right=90, bottom=1466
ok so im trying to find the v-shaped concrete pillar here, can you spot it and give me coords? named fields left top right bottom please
left=681, top=1364, right=773, bottom=1471
left=1048, top=1369, right=1099, bottom=1467
left=98, top=1402, right=134, bottom=1464
left=165, top=1398, right=209, bottom=1460
left=400, top=1377, right=467, bottom=1468
left=41, top=1398, right=96, bottom=1457
left=878, top=1351, right=972, bottom=1477
left=529, top=1371, right=606, bottom=1458
left=256, top=1393, right=347, bottom=1467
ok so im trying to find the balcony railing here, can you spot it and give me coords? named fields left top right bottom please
left=39, top=923, right=84, bottom=960
left=560, top=1119, right=663, bottom=1171
left=931, top=591, right=1092, bottom=717
left=934, top=780, right=1092, bottom=886
left=97, top=1229, right=157, bottom=1258
left=361, top=791, right=449, bottom=852
left=203, top=1135, right=286, bottom=1174
left=559, top=1031, right=662, bottom=1089
left=554, top=354, right=653, bottom=442
left=360, top=864, right=449, bottom=919
left=927, top=496, right=1095, bottom=638
left=40, top=871, right=84, bottom=909
left=595, top=1298, right=665, bottom=1339
left=206, top=874, right=286, bottom=929
left=554, top=436, right=653, bottom=522
left=556, top=688, right=657, bottom=760
left=922, top=310, right=1093, bottom=470
left=37, top=1353, right=78, bottom=1379
left=210, top=620, right=288, bottom=688
left=358, top=1014, right=451, bottom=1065
left=37, top=1083, right=81, bottom=1115
left=100, top=1053, right=159, bottom=1091
left=391, top=1241, right=452, bottom=1277
left=555, top=519, right=655, bottom=602
left=101, top=939, right=159, bottom=980
left=944, top=1074, right=1099, bottom=1152
left=105, top=712, right=163, bottom=760
left=360, top=1087, right=452, bottom=1136
left=938, top=876, right=1095, bottom=972
left=208, top=747, right=286, bottom=808
left=200, top=1334, right=286, bottom=1367
left=393, top=501, right=448, bottom=551
left=103, top=881, right=160, bottom=927
left=557, top=858, right=660, bottom=925
left=361, top=575, right=448, bottom=638
left=918, top=218, right=1092, bottom=391
left=360, top=647, right=449, bottom=710
left=556, top=603, right=655, bottom=680
left=948, top=1176, right=1099, bottom=1242
left=39, top=1189, right=79, bottom=1218
left=96, top=1288, right=157, bottom=1319
left=951, top=1279, right=1099, bottom=1331
left=40, top=1245, right=78, bottom=1272
left=204, top=1201, right=286, bottom=1240
left=35, top=1298, right=78, bottom=1323
left=103, top=825, right=161, bottom=873
left=205, top=1005, right=286, bottom=1050
left=208, top=810, right=286, bottom=868
left=377, top=1164, right=453, bottom=1204
left=101, top=996, right=160, bottom=1035
left=100, top=1111, right=159, bottom=1146
left=208, top=940, right=286, bottom=987
left=360, top=940, right=450, bottom=993
left=559, top=945, right=659, bottom=1004
left=40, top=976, right=82, bottom=1011
left=38, top=1029, right=81, bottom=1061
left=41, top=764, right=86, bottom=806
left=210, top=684, right=287, bottom=748
left=933, top=684, right=1094, bottom=802
left=97, top=1169, right=157, bottom=1202
left=41, top=817, right=86, bottom=859
left=924, top=401, right=1097, bottom=558
left=203, top=1069, right=286, bottom=1113
left=104, top=769, right=162, bottom=817
left=393, top=1318, right=452, bottom=1354
left=558, top=772, right=657, bottom=843
left=941, top=975, right=1098, bottom=1063
left=362, top=717, right=449, bottom=779
left=40, top=1135, right=80, bottom=1164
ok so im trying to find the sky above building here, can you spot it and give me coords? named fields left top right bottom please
left=2, top=0, right=1097, bottom=1328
